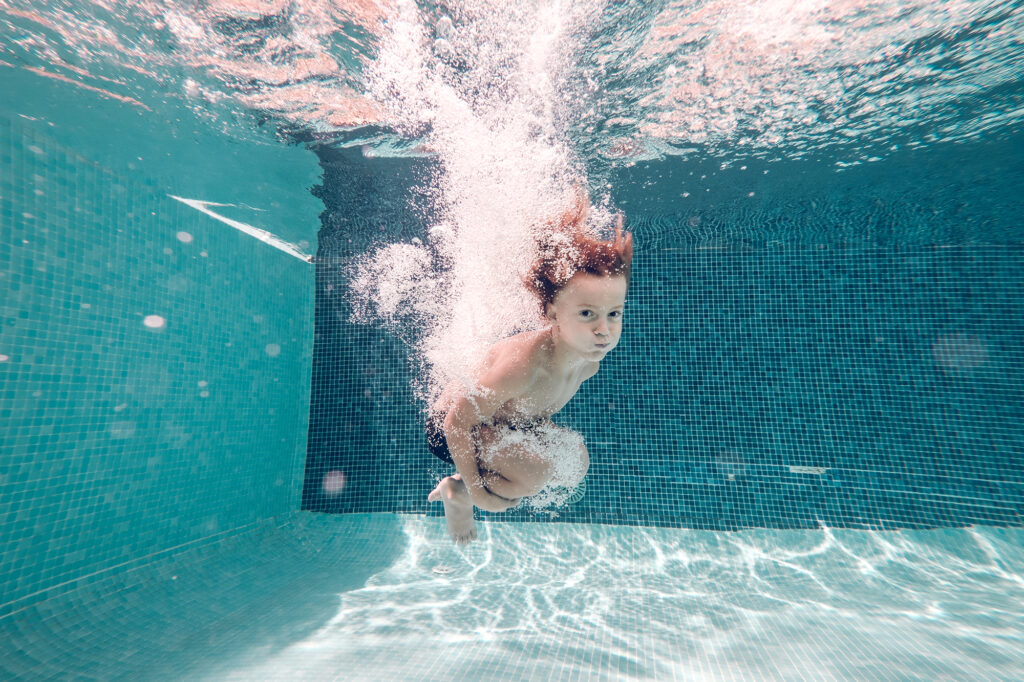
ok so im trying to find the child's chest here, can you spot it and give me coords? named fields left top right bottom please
left=493, top=364, right=596, bottom=422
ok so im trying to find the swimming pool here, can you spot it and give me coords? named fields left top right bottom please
left=3, top=512, right=1023, bottom=680
left=2, top=1, right=1023, bottom=679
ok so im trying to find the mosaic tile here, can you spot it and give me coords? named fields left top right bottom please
left=0, top=117, right=314, bottom=616
left=305, top=141, right=1024, bottom=532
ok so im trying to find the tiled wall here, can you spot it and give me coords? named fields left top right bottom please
left=304, top=138, right=1024, bottom=531
left=0, top=117, right=315, bottom=617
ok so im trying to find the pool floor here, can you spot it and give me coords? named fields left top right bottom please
left=2, top=512, right=1022, bottom=681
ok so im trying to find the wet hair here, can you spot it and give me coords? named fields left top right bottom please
left=522, top=190, right=634, bottom=316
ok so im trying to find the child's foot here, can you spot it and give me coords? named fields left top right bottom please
left=428, top=474, right=477, bottom=545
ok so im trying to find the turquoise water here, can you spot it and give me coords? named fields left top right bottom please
left=0, top=108, right=320, bottom=618
left=2, top=513, right=1023, bottom=680
left=3, top=1, right=1024, bottom=679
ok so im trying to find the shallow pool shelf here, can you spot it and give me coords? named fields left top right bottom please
left=2, top=512, right=1022, bottom=681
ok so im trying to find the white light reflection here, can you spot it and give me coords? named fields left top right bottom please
left=216, top=517, right=1024, bottom=680
left=168, top=195, right=313, bottom=263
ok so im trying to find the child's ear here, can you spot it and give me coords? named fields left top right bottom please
left=544, top=302, right=556, bottom=320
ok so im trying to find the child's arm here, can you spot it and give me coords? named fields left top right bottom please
left=443, top=357, right=537, bottom=512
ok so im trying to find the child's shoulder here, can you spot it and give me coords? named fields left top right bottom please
left=482, top=329, right=549, bottom=373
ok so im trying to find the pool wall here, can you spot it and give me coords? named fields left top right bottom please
left=2, top=73, right=1021, bottom=628
left=304, top=137, right=1024, bottom=531
left=0, top=112, right=317, bottom=618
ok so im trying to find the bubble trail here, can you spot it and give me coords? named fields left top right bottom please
left=350, top=0, right=615, bottom=411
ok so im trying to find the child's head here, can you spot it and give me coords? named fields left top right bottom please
left=523, top=191, right=634, bottom=359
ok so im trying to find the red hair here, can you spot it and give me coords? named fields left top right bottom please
left=522, top=190, right=634, bottom=315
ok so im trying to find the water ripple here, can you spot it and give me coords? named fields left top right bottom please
left=218, top=518, right=1024, bottom=680
left=4, top=0, right=1020, bottom=164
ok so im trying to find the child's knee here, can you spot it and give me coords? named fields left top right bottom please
left=481, top=470, right=528, bottom=501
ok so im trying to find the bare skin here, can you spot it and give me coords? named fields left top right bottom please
left=428, top=271, right=627, bottom=544
left=427, top=474, right=477, bottom=544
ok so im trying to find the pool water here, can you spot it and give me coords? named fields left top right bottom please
left=2, top=1, right=1023, bottom=680
left=2, top=513, right=1022, bottom=680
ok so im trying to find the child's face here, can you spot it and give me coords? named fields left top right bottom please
left=546, top=273, right=628, bottom=360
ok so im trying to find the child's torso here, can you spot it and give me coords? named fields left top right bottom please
left=436, top=329, right=598, bottom=424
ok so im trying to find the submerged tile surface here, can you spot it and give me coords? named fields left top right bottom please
left=2, top=512, right=1022, bottom=681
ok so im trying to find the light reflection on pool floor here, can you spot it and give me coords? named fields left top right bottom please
left=222, top=514, right=1024, bottom=682
left=1, top=512, right=1021, bottom=681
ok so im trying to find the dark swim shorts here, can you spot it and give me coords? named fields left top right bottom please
left=425, top=412, right=548, bottom=465
left=425, top=412, right=455, bottom=464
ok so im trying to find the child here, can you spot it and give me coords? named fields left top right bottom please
left=426, top=192, right=634, bottom=544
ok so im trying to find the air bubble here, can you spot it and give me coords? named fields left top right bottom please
left=436, top=16, right=453, bottom=38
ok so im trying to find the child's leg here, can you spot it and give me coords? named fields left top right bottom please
left=473, top=425, right=556, bottom=499
left=477, top=465, right=529, bottom=501
left=428, top=474, right=477, bottom=544
left=476, top=423, right=590, bottom=497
